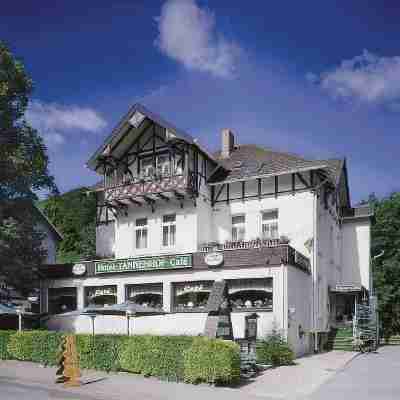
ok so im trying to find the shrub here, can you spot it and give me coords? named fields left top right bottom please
left=76, top=334, right=126, bottom=372
left=7, top=330, right=63, bottom=365
left=120, top=335, right=194, bottom=381
left=256, top=329, right=295, bottom=367
left=0, top=330, right=13, bottom=360
left=183, top=337, right=241, bottom=385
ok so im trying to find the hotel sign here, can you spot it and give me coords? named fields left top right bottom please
left=94, top=254, right=192, bottom=275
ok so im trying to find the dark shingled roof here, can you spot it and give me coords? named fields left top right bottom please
left=209, top=144, right=343, bottom=186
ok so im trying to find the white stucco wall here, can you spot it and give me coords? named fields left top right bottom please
left=210, top=190, right=315, bottom=256
left=341, top=219, right=371, bottom=291
left=286, top=265, right=312, bottom=356
left=96, top=222, right=115, bottom=257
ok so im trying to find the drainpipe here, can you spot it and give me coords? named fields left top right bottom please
left=312, top=191, right=319, bottom=352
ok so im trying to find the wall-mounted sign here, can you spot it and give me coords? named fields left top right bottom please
left=333, top=284, right=362, bottom=293
left=204, top=252, right=224, bottom=267
left=95, top=254, right=192, bottom=275
left=72, top=263, right=86, bottom=276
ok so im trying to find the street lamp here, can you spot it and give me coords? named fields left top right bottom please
left=16, top=307, right=23, bottom=332
left=126, top=310, right=134, bottom=336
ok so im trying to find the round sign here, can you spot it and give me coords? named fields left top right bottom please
left=72, top=263, right=86, bottom=276
left=204, top=252, right=224, bottom=267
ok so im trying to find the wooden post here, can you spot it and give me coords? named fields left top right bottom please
left=56, top=335, right=81, bottom=387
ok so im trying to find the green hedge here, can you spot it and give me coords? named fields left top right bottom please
left=0, top=330, right=13, bottom=360
left=0, top=331, right=240, bottom=385
left=76, top=334, right=127, bottom=372
left=120, top=335, right=194, bottom=380
left=256, top=336, right=294, bottom=366
left=7, top=331, right=64, bottom=365
left=183, top=337, right=241, bottom=385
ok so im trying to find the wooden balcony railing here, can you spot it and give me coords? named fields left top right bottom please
left=104, top=173, right=194, bottom=203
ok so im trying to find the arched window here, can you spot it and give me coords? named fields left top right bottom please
left=126, top=283, right=163, bottom=310
left=228, top=278, right=273, bottom=310
left=84, top=285, right=117, bottom=308
left=173, top=281, right=213, bottom=311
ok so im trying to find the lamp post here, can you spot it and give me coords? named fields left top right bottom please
left=126, top=310, right=133, bottom=336
left=16, top=307, right=22, bottom=332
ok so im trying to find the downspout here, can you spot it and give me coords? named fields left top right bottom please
left=313, top=192, right=319, bottom=352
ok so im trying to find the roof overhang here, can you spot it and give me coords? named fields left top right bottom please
left=86, top=103, right=219, bottom=173
left=208, top=164, right=328, bottom=186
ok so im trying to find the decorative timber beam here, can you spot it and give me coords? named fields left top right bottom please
left=296, top=172, right=310, bottom=188
left=128, top=198, right=142, bottom=206
left=156, top=193, right=170, bottom=202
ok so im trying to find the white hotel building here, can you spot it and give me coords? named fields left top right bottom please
left=41, top=104, right=373, bottom=355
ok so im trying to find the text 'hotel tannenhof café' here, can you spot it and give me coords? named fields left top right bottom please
left=40, top=104, right=373, bottom=356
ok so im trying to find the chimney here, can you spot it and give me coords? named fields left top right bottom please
left=221, top=129, right=235, bottom=158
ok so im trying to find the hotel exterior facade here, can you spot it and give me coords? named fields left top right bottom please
left=40, top=104, right=372, bottom=355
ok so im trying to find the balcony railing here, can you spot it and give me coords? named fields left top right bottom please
left=199, top=238, right=311, bottom=273
left=104, top=172, right=194, bottom=203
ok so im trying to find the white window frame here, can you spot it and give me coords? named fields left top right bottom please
left=232, top=214, right=246, bottom=241
left=162, top=214, right=176, bottom=247
left=135, top=217, right=148, bottom=249
left=261, top=210, right=279, bottom=240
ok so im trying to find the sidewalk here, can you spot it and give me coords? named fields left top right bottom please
left=0, top=351, right=358, bottom=400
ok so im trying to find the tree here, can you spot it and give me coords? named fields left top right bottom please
left=0, top=41, right=57, bottom=293
left=370, top=192, right=400, bottom=337
left=40, top=187, right=96, bottom=263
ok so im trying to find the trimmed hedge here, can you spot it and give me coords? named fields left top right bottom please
left=76, top=334, right=127, bottom=372
left=0, top=330, right=13, bottom=360
left=0, top=331, right=240, bottom=385
left=120, top=335, right=194, bottom=381
left=256, top=337, right=294, bottom=366
left=7, top=330, right=64, bottom=365
left=183, top=337, right=241, bottom=385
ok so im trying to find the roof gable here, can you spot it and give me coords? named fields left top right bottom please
left=86, top=103, right=218, bottom=172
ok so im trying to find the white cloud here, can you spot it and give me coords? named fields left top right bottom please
left=310, top=50, right=400, bottom=108
left=26, top=100, right=107, bottom=149
left=155, top=0, right=240, bottom=78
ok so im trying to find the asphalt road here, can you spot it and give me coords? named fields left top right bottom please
left=310, top=346, right=400, bottom=400
left=0, top=379, right=102, bottom=400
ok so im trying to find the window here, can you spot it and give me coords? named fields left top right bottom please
left=140, top=154, right=172, bottom=178
left=126, top=283, right=163, bottom=310
left=156, top=154, right=171, bottom=176
left=84, top=285, right=117, bottom=308
left=162, top=214, right=176, bottom=247
left=48, top=287, right=77, bottom=315
left=228, top=278, right=273, bottom=311
left=140, top=156, right=154, bottom=178
left=232, top=215, right=245, bottom=241
left=135, top=218, right=148, bottom=249
left=173, top=281, right=213, bottom=311
left=261, top=210, right=279, bottom=239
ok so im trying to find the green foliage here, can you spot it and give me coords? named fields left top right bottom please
left=7, top=330, right=63, bottom=365
left=369, top=192, right=400, bottom=337
left=0, top=330, right=13, bottom=359
left=120, top=335, right=194, bottom=381
left=183, top=337, right=241, bottom=385
left=0, top=331, right=240, bottom=385
left=76, top=334, right=127, bottom=372
left=0, top=41, right=57, bottom=293
left=39, top=187, right=97, bottom=262
left=0, top=41, right=57, bottom=200
left=256, top=328, right=294, bottom=367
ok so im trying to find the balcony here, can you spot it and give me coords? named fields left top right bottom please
left=104, top=172, right=196, bottom=205
left=198, top=238, right=311, bottom=273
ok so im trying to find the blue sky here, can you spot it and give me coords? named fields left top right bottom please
left=2, top=0, right=400, bottom=203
